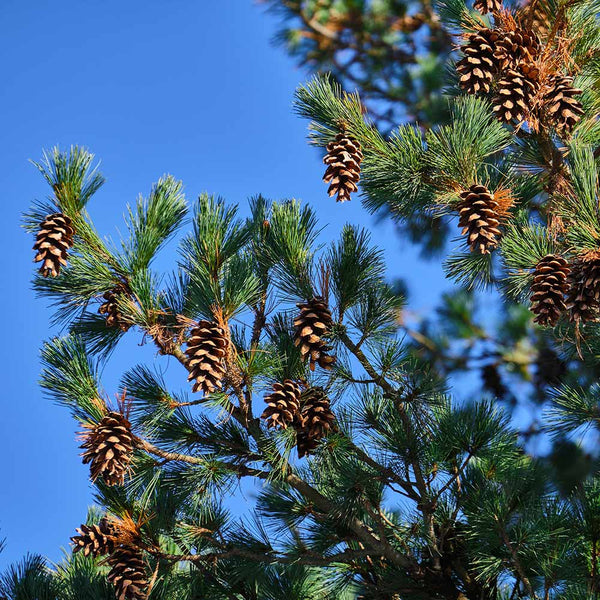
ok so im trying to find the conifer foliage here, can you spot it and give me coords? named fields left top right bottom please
left=12, top=1, right=600, bottom=599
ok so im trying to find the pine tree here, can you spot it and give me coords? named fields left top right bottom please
left=11, top=1, right=600, bottom=599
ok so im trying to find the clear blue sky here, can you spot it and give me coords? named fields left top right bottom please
left=0, top=1, right=453, bottom=567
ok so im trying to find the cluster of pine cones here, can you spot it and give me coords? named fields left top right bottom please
left=261, top=380, right=336, bottom=457
left=529, top=251, right=600, bottom=327
left=260, top=298, right=337, bottom=456
left=184, top=295, right=335, bottom=389
left=71, top=518, right=148, bottom=600
left=457, top=0, right=584, bottom=134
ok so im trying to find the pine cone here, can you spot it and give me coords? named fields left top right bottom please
left=493, top=29, right=539, bottom=69
left=32, top=212, right=74, bottom=277
left=323, top=132, right=363, bottom=202
left=457, top=185, right=502, bottom=254
left=473, top=0, right=502, bottom=14
left=529, top=254, right=570, bottom=327
left=295, top=387, right=336, bottom=458
left=80, top=411, right=135, bottom=487
left=293, top=297, right=336, bottom=371
left=107, top=545, right=148, bottom=600
left=567, top=253, right=600, bottom=324
left=261, top=380, right=302, bottom=429
left=543, top=75, right=584, bottom=134
left=481, top=364, right=507, bottom=399
left=493, top=64, right=539, bottom=123
left=185, top=320, right=229, bottom=394
left=456, top=28, right=500, bottom=94
left=518, top=1, right=551, bottom=40
left=71, top=518, right=117, bottom=557
left=99, top=290, right=131, bottom=332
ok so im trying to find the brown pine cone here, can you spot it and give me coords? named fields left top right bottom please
left=80, top=411, right=135, bottom=487
left=543, top=75, right=584, bottom=134
left=457, top=28, right=500, bottom=94
left=323, top=132, right=363, bottom=202
left=185, top=320, right=229, bottom=394
left=474, top=0, right=502, bottom=14
left=493, top=64, right=539, bottom=123
left=71, top=517, right=117, bottom=557
left=457, top=185, right=502, bottom=254
left=493, top=28, right=540, bottom=69
left=529, top=254, right=570, bottom=327
left=566, top=253, right=600, bottom=325
left=99, top=290, right=131, bottom=331
left=294, top=387, right=336, bottom=458
left=33, top=212, right=74, bottom=277
left=106, top=545, right=148, bottom=600
left=261, top=380, right=302, bottom=429
left=293, top=297, right=336, bottom=371
left=517, top=0, right=551, bottom=39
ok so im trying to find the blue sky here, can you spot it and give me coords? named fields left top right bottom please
left=0, top=1, right=454, bottom=567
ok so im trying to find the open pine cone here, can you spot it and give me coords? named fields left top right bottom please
left=261, top=380, right=302, bottom=429
left=529, top=254, right=570, bottom=327
left=71, top=517, right=117, bottom=557
left=543, top=75, right=584, bottom=135
left=493, top=64, right=539, bottom=123
left=107, top=545, right=148, bottom=600
left=80, top=411, right=135, bottom=487
left=457, top=185, right=502, bottom=254
left=33, top=212, right=74, bottom=277
left=294, top=387, right=336, bottom=458
left=185, top=320, right=229, bottom=394
left=323, top=132, right=363, bottom=202
left=99, top=289, right=131, bottom=331
left=493, top=28, right=539, bottom=69
left=566, top=253, right=600, bottom=325
left=457, top=28, right=500, bottom=94
left=294, top=297, right=336, bottom=371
